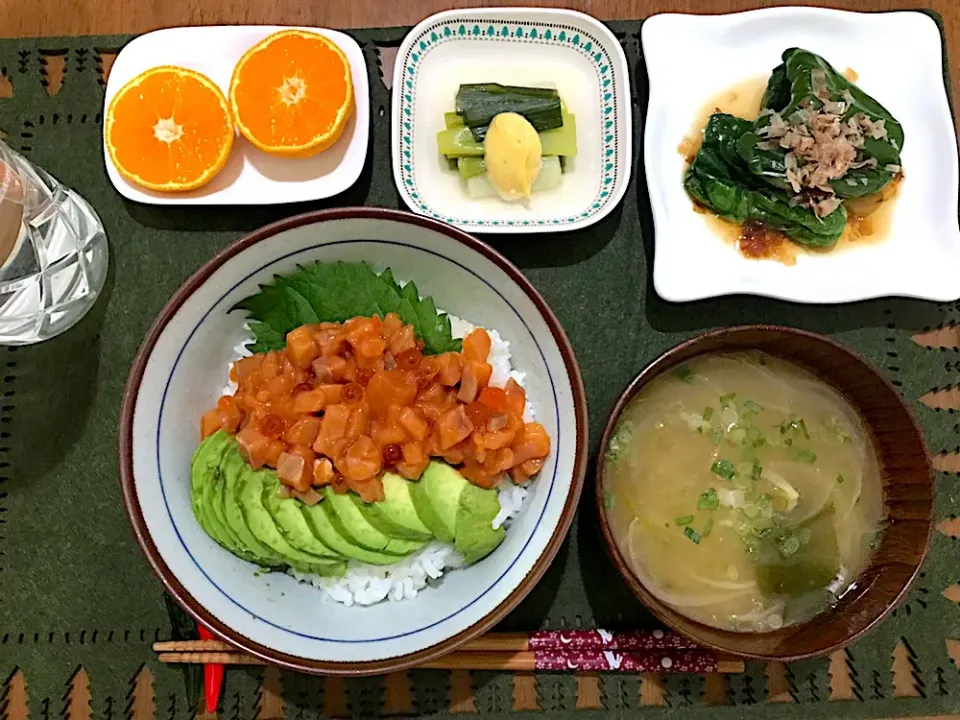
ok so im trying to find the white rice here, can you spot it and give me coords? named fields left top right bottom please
left=222, top=312, right=534, bottom=604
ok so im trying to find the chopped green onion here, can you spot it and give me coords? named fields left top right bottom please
left=711, top=458, right=735, bottom=480
left=778, top=536, right=801, bottom=558
left=675, top=515, right=695, bottom=526
left=703, top=516, right=714, bottom=538
left=794, top=448, right=817, bottom=463
left=799, top=418, right=810, bottom=440
left=753, top=526, right=773, bottom=540
left=698, top=488, right=720, bottom=511
left=742, top=400, right=763, bottom=414
left=729, top=428, right=747, bottom=444
left=719, top=393, right=737, bottom=409
left=709, top=427, right=723, bottom=446
left=605, top=420, right=634, bottom=462
left=603, top=491, right=614, bottom=508
left=684, top=526, right=702, bottom=544
left=675, top=366, right=694, bottom=384
left=751, top=459, right=763, bottom=482
left=837, top=473, right=845, bottom=484
left=703, top=406, right=715, bottom=421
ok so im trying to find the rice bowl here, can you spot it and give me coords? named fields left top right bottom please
left=120, top=207, right=587, bottom=674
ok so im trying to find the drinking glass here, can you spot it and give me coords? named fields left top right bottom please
left=0, top=140, right=108, bottom=344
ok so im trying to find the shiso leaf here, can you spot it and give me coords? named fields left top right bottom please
left=231, top=261, right=462, bottom=355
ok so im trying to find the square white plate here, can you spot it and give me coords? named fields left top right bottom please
left=391, top=8, right=632, bottom=233
left=642, top=8, right=960, bottom=303
left=103, top=26, right=369, bottom=205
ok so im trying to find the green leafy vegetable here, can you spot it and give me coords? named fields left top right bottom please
left=794, top=449, right=818, bottom=463
left=684, top=113, right=846, bottom=248
left=739, top=48, right=903, bottom=199
left=231, top=261, right=461, bottom=355
left=742, top=400, right=763, bottom=414
left=675, top=515, right=695, bottom=527
left=684, top=527, right=702, bottom=544
left=709, top=427, right=723, bottom=446
left=698, top=488, right=720, bottom=511
left=837, top=474, right=845, bottom=485
left=711, top=458, right=736, bottom=480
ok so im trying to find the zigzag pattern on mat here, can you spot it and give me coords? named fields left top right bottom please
left=0, top=646, right=954, bottom=720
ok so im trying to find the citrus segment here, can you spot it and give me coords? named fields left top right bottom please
left=105, top=66, right=234, bottom=192
left=229, top=30, right=354, bottom=157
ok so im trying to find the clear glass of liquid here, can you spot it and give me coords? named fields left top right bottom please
left=0, top=140, right=108, bottom=344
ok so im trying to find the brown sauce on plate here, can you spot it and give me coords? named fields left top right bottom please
left=679, top=70, right=900, bottom=264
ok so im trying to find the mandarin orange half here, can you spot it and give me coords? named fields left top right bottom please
left=105, top=66, right=234, bottom=192
left=229, top=30, right=354, bottom=157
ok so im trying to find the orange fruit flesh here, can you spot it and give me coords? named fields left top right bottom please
left=108, top=68, right=233, bottom=190
left=231, top=32, right=353, bottom=155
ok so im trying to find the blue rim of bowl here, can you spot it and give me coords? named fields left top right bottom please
left=396, top=16, right=624, bottom=228
left=118, top=207, right=589, bottom=676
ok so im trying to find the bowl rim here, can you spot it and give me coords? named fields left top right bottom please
left=594, top=324, right=934, bottom=661
left=118, top=206, right=589, bottom=675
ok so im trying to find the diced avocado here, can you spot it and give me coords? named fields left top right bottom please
left=323, top=486, right=425, bottom=555
left=220, top=444, right=286, bottom=567
left=354, top=473, right=433, bottom=541
left=300, top=502, right=413, bottom=566
left=454, top=484, right=505, bottom=564
left=409, top=461, right=469, bottom=543
left=262, top=481, right=342, bottom=561
left=237, top=468, right=344, bottom=575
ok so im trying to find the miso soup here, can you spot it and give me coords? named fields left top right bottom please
left=603, top=352, right=884, bottom=632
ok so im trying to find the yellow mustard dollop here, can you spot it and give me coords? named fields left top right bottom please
left=483, top=112, right=542, bottom=201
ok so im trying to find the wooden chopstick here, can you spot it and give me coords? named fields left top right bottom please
left=155, top=646, right=745, bottom=674
left=153, top=633, right=537, bottom=655
left=153, top=629, right=705, bottom=655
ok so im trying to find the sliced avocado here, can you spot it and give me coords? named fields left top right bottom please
left=237, top=468, right=344, bottom=575
left=353, top=473, right=434, bottom=541
left=262, top=481, right=342, bottom=561
left=191, top=431, right=231, bottom=531
left=323, top=486, right=425, bottom=555
left=300, top=502, right=413, bottom=565
left=454, top=484, right=505, bottom=564
left=409, top=461, right=469, bottom=543
left=220, top=444, right=286, bottom=567
left=191, top=432, right=236, bottom=550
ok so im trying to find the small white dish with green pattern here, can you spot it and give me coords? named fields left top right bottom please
left=391, top=8, right=631, bottom=233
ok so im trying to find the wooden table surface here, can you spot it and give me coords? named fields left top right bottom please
left=2, top=0, right=958, bottom=104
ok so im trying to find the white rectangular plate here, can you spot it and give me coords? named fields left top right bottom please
left=103, top=26, right=369, bottom=206
left=392, top=8, right=631, bottom=233
left=642, top=8, right=960, bottom=303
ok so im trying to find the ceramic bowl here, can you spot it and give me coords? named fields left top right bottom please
left=119, top=208, right=587, bottom=674
left=104, top=26, right=370, bottom=205
left=391, top=7, right=631, bottom=233
left=642, top=8, right=960, bottom=302
left=595, top=325, right=933, bottom=661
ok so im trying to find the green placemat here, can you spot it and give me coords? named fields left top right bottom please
left=0, top=18, right=958, bottom=720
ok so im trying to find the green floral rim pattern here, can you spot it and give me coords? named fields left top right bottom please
left=397, top=19, right=623, bottom=228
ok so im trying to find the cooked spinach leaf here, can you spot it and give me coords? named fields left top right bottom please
left=684, top=113, right=846, bottom=248
left=738, top=48, right=903, bottom=198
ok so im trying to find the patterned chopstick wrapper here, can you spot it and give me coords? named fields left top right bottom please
left=528, top=629, right=717, bottom=672
left=532, top=648, right=720, bottom=672
left=528, top=628, right=698, bottom=650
